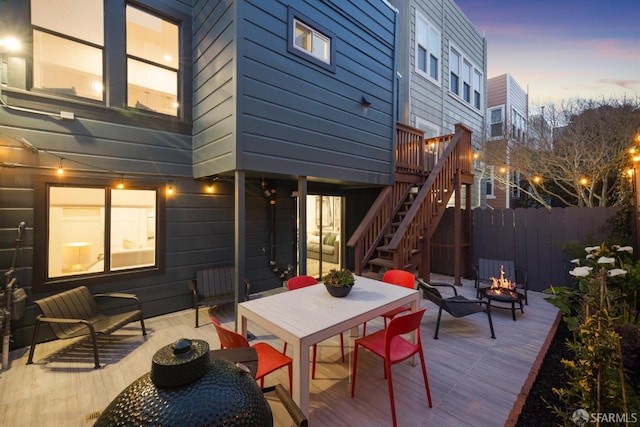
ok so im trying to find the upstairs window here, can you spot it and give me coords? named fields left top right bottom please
left=415, top=12, right=440, bottom=84
left=31, top=0, right=104, bottom=101
left=473, top=70, right=482, bottom=109
left=449, top=44, right=483, bottom=111
left=126, top=5, right=179, bottom=116
left=288, top=8, right=335, bottom=72
left=29, top=0, right=184, bottom=118
left=490, top=107, right=504, bottom=138
left=449, top=49, right=460, bottom=95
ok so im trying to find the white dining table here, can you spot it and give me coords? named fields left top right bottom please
left=237, top=274, right=420, bottom=418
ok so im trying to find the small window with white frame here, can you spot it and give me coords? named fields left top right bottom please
left=288, top=8, right=335, bottom=72
left=415, top=12, right=440, bottom=84
left=490, top=106, right=504, bottom=138
left=486, top=165, right=495, bottom=198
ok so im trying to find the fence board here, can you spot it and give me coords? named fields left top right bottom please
left=436, top=206, right=621, bottom=292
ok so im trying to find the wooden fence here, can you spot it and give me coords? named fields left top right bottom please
left=431, top=207, right=621, bottom=292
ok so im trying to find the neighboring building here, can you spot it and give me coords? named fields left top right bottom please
left=390, top=0, right=488, bottom=207
left=483, top=73, right=528, bottom=209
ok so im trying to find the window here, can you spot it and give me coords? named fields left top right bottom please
left=512, top=172, right=521, bottom=198
left=415, top=12, right=440, bottom=84
left=31, top=0, right=104, bottom=101
left=490, top=107, right=504, bottom=138
left=473, top=70, right=482, bottom=109
left=511, top=108, right=527, bottom=142
left=486, top=166, right=495, bottom=198
left=448, top=45, right=483, bottom=110
left=34, top=177, right=165, bottom=289
left=449, top=49, right=460, bottom=95
left=29, top=0, right=184, bottom=118
left=126, top=5, right=179, bottom=116
left=288, top=8, right=335, bottom=72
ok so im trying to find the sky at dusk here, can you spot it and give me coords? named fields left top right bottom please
left=454, top=0, right=640, bottom=105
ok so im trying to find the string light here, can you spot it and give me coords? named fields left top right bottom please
left=580, top=177, right=589, bottom=186
left=533, top=176, right=542, bottom=184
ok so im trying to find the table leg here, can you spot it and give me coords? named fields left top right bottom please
left=292, top=340, right=310, bottom=418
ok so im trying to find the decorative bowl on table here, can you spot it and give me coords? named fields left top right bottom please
left=321, top=268, right=355, bottom=298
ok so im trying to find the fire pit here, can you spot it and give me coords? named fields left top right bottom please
left=481, top=265, right=524, bottom=321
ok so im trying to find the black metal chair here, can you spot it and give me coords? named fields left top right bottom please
left=417, top=279, right=495, bottom=339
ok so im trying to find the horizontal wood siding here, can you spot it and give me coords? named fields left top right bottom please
left=487, top=74, right=508, bottom=107
left=192, top=0, right=238, bottom=178
left=236, top=0, right=397, bottom=185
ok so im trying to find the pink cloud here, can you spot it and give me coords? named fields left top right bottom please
left=597, top=79, right=640, bottom=90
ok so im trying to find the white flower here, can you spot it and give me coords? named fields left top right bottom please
left=597, top=256, right=615, bottom=264
left=585, top=246, right=600, bottom=253
left=570, top=258, right=580, bottom=265
left=616, top=246, right=633, bottom=254
left=586, top=254, right=593, bottom=259
left=570, top=266, right=593, bottom=277
left=608, top=269, right=627, bottom=277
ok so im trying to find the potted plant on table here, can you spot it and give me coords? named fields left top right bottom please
left=321, top=268, right=355, bottom=297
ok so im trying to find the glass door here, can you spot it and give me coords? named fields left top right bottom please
left=303, top=195, right=342, bottom=278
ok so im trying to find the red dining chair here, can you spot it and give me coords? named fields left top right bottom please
left=351, top=308, right=432, bottom=427
left=212, top=317, right=293, bottom=394
left=362, top=269, right=416, bottom=335
left=283, top=275, right=345, bottom=379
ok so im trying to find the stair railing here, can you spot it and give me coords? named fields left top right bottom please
left=387, top=124, right=472, bottom=270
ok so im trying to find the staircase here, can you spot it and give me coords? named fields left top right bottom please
left=347, top=123, right=473, bottom=281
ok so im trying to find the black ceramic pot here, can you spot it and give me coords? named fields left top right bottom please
left=94, top=338, right=273, bottom=426
left=324, top=283, right=353, bottom=297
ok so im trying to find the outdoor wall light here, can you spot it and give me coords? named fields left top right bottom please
left=360, top=96, right=371, bottom=110
left=0, top=37, right=21, bottom=53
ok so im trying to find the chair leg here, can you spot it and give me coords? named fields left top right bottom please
left=339, top=332, right=345, bottom=362
left=26, top=320, right=41, bottom=365
left=434, top=308, right=443, bottom=339
left=283, top=342, right=288, bottom=354
left=385, top=360, right=398, bottom=427
left=487, top=309, right=496, bottom=339
left=195, top=306, right=199, bottom=328
left=312, top=344, right=317, bottom=379
left=288, top=364, right=293, bottom=396
left=350, top=343, right=360, bottom=397
left=140, top=316, right=147, bottom=336
left=418, top=349, right=433, bottom=408
left=89, top=331, right=101, bottom=369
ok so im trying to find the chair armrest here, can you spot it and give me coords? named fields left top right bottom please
left=36, top=315, right=88, bottom=325
left=187, top=279, right=198, bottom=294
left=244, top=279, right=251, bottom=301
left=94, top=293, right=143, bottom=310
left=515, top=267, right=528, bottom=289
left=446, top=297, right=488, bottom=306
left=417, top=279, right=458, bottom=296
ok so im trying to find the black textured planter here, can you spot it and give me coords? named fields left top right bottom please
left=325, top=284, right=353, bottom=297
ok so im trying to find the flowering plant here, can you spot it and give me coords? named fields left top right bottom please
left=321, top=268, right=355, bottom=287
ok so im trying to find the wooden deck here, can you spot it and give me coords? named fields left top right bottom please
left=0, top=274, right=559, bottom=427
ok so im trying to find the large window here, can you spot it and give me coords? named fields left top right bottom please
left=31, top=0, right=104, bottom=101
left=30, top=0, right=182, bottom=117
left=34, top=177, right=165, bottom=289
left=415, top=12, right=440, bottom=84
left=511, top=108, right=527, bottom=142
left=449, top=45, right=483, bottom=110
left=126, top=5, right=179, bottom=115
left=288, top=8, right=335, bottom=72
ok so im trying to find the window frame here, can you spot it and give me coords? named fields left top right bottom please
left=5, top=0, right=192, bottom=132
left=287, top=7, right=336, bottom=73
left=448, top=43, right=483, bottom=110
left=32, top=175, right=166, bottom=292
left=490, top=106, right=505, bottom=139
left=415, top=11, right=441, bottom=85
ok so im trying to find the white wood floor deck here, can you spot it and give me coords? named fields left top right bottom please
left=0, top=274, right=559, bottom=427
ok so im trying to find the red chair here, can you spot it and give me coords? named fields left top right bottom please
left=351, top=308, right=432, bottom=427
left=283, top=275, right=345, bottom=378
left=212, top=318, right=293, bottom=394
left=363, top=269, right=416, bottom=335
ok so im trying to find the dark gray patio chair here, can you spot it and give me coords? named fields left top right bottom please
left=417, top=279, right=495, bottom=339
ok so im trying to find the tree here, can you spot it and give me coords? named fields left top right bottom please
left=481, top=97, right=640, bottom=208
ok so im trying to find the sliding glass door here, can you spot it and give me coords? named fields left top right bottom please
left=303, top=195, right=342, bottom=278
